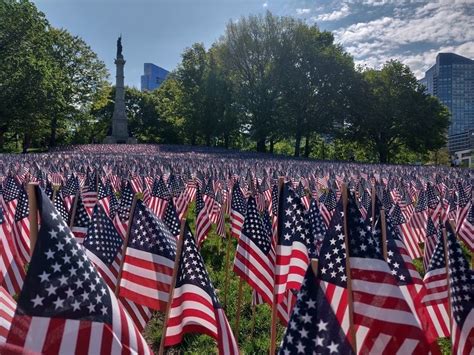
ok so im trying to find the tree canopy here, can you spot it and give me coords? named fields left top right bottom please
left=0, top=3, right=450, bottom=164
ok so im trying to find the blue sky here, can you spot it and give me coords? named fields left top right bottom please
left=34, top=0, right=474, bottom=88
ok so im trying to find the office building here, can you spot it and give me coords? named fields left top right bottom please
left=420, top=53, right=474, bottom=154
left=141, top=63, right=169, bottom=91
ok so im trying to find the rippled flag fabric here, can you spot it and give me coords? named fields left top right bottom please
left=164, top=226, right=238, bottom=354
left=4, top=186, right=152, bottom=354
left=279, top=266, right=354, bottom=355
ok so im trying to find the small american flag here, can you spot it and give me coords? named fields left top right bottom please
left=4, top=186, right=151, bottom=354
left=390, top=203, right=422, bottom=259
left=119, top=200, right=177, bottom=311
left=274, top=182, right=309, bottom=304
left=11, top=187, right=30, bottom=265
left=347, top=194, right=432, bottom=353
left=234, top=196, right=275, bottom=304
left=195, top=186, right=212, bottom=247
left=164, top=226, right=239, bottom=354
left=147, top=177, right=169, bottom=218
left=230, top=182, right=246, bottom=239
left=69, top=194, right=90, bottom=244
left=445, top=222, right=473, bottom=354
left=162, top=198, right=181, bottom=239
left=458, top=202, right=473, bottom=251
left=279, top=266, right=354, bottom=355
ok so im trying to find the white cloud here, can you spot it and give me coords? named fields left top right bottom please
left=333, top=1, right=474, bottom=77
left=315, top=3, right=351, bottom=21
left=296, top=8, right=311, bottom=15
left=263, top=2, right=268, bottom=8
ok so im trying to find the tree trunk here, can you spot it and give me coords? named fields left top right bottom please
left=256, top=138, right=266, bottom=152
left=294, top=131, right=302, bottom=157
left=378, top=147, right=388, bottom=163
left=224, top=134, right=229, bottom=149
left=205, top=135, right=211, bottom=147
left=0, top=128, right=5, bottom=152
left=49, top=116, right=58, bottom=148
left=269, top=138, right=274, bottom=154
left=304, top=133, right=311, bottom=157
left=22, top=133, right=31, bottom=153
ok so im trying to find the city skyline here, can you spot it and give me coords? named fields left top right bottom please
left=33, top=0, right=474, bottom=88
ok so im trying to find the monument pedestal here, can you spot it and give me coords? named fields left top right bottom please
left=104, top=136, right=137, bottom=144
left=103, top=39, right=136, bottom=144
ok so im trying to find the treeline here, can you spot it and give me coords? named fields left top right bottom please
left=0, top=1, right=450, bottom=163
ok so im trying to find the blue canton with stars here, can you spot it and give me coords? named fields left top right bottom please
left=231, top=182, right=247, bottom=216
left=279, top=266, right=354, bottom=355
left=128, top=200, right=177, bottom=259
left=83, top=204, right=123, bottom=265
left=118, top=182, right=134, bottom=222
left=278, top=182, right=308, bottom=247
left=162, top=199, right=181, bottom=238
left=17, top=187, right=112, bottom=323
left=242, top=196, right=271, bottom=254
left=384, top=218, right=413, bottom=285
left=426, top=228, right=445, bottom=273
left=307, top=199, right=328, bottom=259
left=319, top=199, right=347, bottom=288
left=347, top=194, right=383, bottom=260
left=445, top=222, right=473, bottom=328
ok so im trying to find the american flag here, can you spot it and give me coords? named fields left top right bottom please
left=53, top=189, right=69, bottom=222
left=195, top=186, right=212, bottom=247
left=148, top=177, right=169, bottom=218
left=117, top=181, right=134, bottom=225
left=0, top=285, right=15, bottom=343
left=313, top=199, right=352, bottom=344
left=0, top=205, right=25, bottom=295
left=119, top=200, right=177, bottom=312
left=69, top=194, right=90, bottom=244
left=383, top=216, right=439, bottom=349
left=214, top=191, right=226, bottom=237
left=422, top=228, right=450, bottom=338
left=444, top=222, right=474, bottom=354
left=306, top=199, right=327, bottom=258
left=455, top=181, right=471, bottom=231
left=230, top=182, right=246, bottom=239
left=423, top=216, right=438, bottom=271
left=320, top=189, right=337, bottom=227
left=62, top=175, right=79, bottom=212
left=164, top=226, right=239, bottom=354
left=4, top=186, right=151, bottom=354
left=458, top=202, right=473, bottom=251
left=97, top=180, right=111, bottom=217
left=1, top=176, right=20, bottom=230
left=82, top=171, right=98, bottom=216
left=409, top=190, right=428, bottom=247
left=279, top=266, right=354, bottom=355
left=11, top=187, right=30, bottom=265
left=162, top=198, right=181, bottom=239
left=234, top=196, right=275, bottom=304
left=346, top=194, right=432, bottom=353
left=82, top=204, right=152, bottom=332
left=296, top=181, right=310, bottom=210
left=274, top=182, right=309, bottom=304
left=390, top=203, right=422, bottom=259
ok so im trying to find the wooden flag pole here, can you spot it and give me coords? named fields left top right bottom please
left=249, top=302, right=257, bottom=342
left=223, top=233, right=232, bottom=310
left=68, top=192, right=80, bottom=229
left=380, top=208, right=389, bottom=260
left=27, top=183, right=40, bottom=256
left=234, top=277, right=244, bottom=344
left=341, top=184, right=357, bottom=353
left=269, top=177, right=284, bottom=355
left=115, top=194, right=138, bottom=295
left=159, top=220, right=187, bottom=355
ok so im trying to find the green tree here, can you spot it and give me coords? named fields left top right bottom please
left=344, top=61, right=450, bottom=163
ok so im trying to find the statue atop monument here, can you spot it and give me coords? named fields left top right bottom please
left=116, top=35, right=122, bottom=58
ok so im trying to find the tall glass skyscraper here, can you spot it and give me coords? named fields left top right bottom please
left=420, top=53, right=474, bottom=153
left=141, top=63, right=169, bottom=92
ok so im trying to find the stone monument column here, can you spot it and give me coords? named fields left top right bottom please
left=104, top=36, right=136, bottom=144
